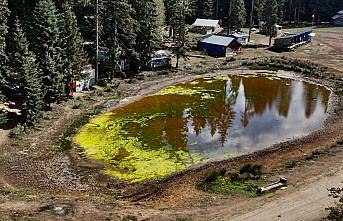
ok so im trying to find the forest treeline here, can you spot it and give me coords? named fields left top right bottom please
left=0, top=0, right=342, bottom=128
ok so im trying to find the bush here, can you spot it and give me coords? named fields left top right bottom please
left=41, top=112, right=52, bottom=120
left=70, top=97, right=83, bottom=109
left=104, top=82, right=120, bottom=92
left=94, top=89, right=105, bottom=97
left=202, top=170, right=221, bottom=184
left=326, top=187, right=343, bottom=221
left=96, top=79, right=107, bottom=87
left=10, top=124, right=25, bottom=138
left=0, top=111, right=7, bottom=125
left=239, top=164, right=262, bottom=180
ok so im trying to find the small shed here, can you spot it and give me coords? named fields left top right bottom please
left=149, top=50, right=171, bottom=70
left=198, top=35, right=242, bottom=57
left=190, top=19, right=220, bottom=34
left=274, top=30, right=313, bottom=51
left=230, top=32, right=249, bottom=44
left=332, top=10, right=343, bottom=26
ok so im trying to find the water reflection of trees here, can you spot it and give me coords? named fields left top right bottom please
left=113, top=76, right=330, bottom=151
left=303, top=83, right=331, bottom=118
left=240, top=76, right=292, bottom=126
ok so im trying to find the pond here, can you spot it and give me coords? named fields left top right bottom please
left=74, top=73, right=331, bottom=183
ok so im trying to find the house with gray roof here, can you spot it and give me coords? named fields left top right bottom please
left=198, top=35, right=242, bottom=57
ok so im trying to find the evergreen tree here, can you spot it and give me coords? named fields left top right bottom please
left=164, top=0, right=177, bottom=39
left=155, top=0, right=166, bottom=40
left=173, top=0, right=192, bottom=68
left=61, top=3, right=88, bottom=83
left=102, top=0, right=137, bottom=77
left=31, top=0, right=66, bottom=105
left=0, top=0, right=9, bottom=86
left=204, top=0, right=215, bottom=19
left=7, top=18, right=43, bottom=126
left=129, top=0, right=159, bottom=70
left=262, top=0, right=278, bottom=46
left=230, top=0, right=247, bottom=30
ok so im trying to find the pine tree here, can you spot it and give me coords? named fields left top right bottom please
left=173, top=0, right=192, bottom=68
left=0, top=0, right=9, bottom=125
left=262, top=0, right=278, bottom=46
left=129, top=0, right=159, bottom=70
left=230, top=0, right=247, bottom=31
left=155, top=0, right=166, bottom=40
left=164, top=0, right=180, bottom=40
left=204, top=0, right=215, bottom=18
left=0, top=0, right=9, bottom=86
left=7, top=18, right=43, bottom=126
left=102, top=0, right=137, bottom=77
left=195, top=0, right=215, bottom=19
left=61, top=3, right=88, bottom=83
left=31, top=0, right=66, bottom=105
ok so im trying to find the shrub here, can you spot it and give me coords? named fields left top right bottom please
left=97, top=79, right=107, bottom=87
left=239, top=164, right=262, bottom=180
left=41, top=112, right=52, bottom=120
left=203, top=170, right=221, bottom=184
left=10, top=124, right=25, bottom=138
left=95, top=89, right=104, bottom=96
left=326, top=187, right=343, bottom=221
left=0, top=111, right=7, bottom=125
left=70, top=98, right=83, bottom=109
left=104, top=82, right=120, bottom=92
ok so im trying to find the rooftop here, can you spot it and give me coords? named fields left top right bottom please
left=275, top=30, right=312, bottom=40
left=332, top=14, right=343, bottom=20
left=200, top=35, right=236, bottom=46
left=193, top=19, right=220, bottom=27
left=231, top=32, right=249, bottom=38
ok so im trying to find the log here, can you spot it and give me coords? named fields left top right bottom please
left=258, top=177, right=288, bottom=193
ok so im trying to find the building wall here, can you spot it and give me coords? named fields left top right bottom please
left=199, top=42, right=226, bottom=57
left=333, top=17, right=343, bottom=26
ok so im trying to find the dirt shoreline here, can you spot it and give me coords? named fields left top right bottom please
left=0, top=64, right=343, bottom=220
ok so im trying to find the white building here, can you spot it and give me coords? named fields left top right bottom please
left=75, top=65, right=96, bottom=92
left=190, top=19, right=221, bottom=34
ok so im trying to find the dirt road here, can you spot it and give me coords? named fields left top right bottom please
left=218, top=169, right=342, bottom=221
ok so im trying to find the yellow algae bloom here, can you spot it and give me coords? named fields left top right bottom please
left=74, top=113, right=201, bottom=183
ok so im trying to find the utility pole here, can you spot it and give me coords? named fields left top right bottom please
left=95, top=0, right=99, bottom=82
left=227, top=0, right=232, bottom=36
left=248, top=0, right=255, bottom=42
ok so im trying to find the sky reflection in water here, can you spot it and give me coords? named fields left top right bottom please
left=113, top=74, right=331, bottom=163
